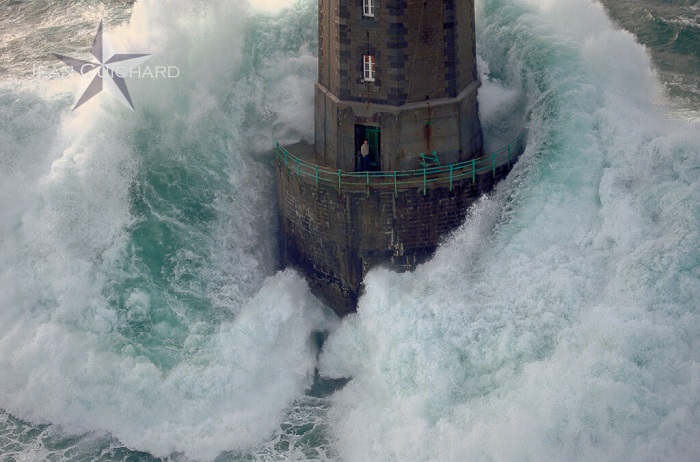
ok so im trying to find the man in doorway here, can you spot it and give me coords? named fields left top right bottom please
left=360, top=139, right=370, bottom=171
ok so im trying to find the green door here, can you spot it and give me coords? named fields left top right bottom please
left=365, top=127, right=380, bottom=171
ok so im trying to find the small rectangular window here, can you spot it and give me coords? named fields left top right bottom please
left=363, top=0, right=375, bottom=17
left=363, top=55, right=375, bottom=82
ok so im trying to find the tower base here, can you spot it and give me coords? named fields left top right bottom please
left=275, top=138, right=523, bottom=317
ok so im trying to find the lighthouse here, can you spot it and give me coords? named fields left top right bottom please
left=315, top=0, right=483, bottom=171
left=275, top=0, right=521, bottom=316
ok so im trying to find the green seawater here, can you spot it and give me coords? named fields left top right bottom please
left=1, top=0, right=699, bottom=460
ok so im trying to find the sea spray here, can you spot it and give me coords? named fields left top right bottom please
left=319, top=0, right=700, bottom=460
left=0, top=0, right=699, bottom=460
left=0, top=0, right=328, bottom=459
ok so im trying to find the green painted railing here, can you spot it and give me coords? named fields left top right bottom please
left=275, top=133, right=525, bottom=196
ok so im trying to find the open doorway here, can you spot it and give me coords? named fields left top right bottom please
left=354, top=124, right=381, bottom=171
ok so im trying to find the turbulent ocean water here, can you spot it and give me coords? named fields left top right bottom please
left=0, top=0, right=698, bottom=460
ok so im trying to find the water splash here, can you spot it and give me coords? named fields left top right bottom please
left=319, top=0, right=700, bottom=460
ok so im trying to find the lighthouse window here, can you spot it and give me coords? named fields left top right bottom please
left=363, top=0, right=375, bottom=17
left=363, top=55, right=376, bottom=82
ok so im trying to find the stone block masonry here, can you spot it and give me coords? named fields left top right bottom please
left=276, top=152, right=516, bottom=316
left=318, top=0, right=478, bottom=105
left=291, top=0, right=499, bottom=317
left=315, top=0, right=483, bottom=173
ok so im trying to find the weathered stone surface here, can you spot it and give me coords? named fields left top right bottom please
left=287, top=0, right=490, bottom=316
left=315, top=0, right=483, bottom=171
left=314, top=81, right=483, bottom=171
left=276, top=160, right=515, bottom=316
left=318, top=0, right=478, bottom=105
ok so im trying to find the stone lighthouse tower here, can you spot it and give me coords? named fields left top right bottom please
left=315, top=0, right=483, bottom=171
left=275, top=0, right=521, bottom=316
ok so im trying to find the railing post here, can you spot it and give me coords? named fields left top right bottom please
left=366, top=170, right=370, bottom=198
left=394, top=171, right=397, bottom=197
left=449, top=164, right=453, bottom=191
left=275, top=133, right=525, bottom=203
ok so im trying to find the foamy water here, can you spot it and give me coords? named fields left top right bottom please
left=319, top=0, right=700, bottom=460
left=0, top=0, right=698, bottom=460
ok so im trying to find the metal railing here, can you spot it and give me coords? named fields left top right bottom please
left=275, top=134, right=525, bottom=196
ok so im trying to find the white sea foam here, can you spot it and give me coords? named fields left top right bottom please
left=1, top=0, right=699, bottom=459
left=319, top=0, right=700, bottom=460
left=0, top=0, right=327, bottom=460
left=249, top=0, right=298, bottom=14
